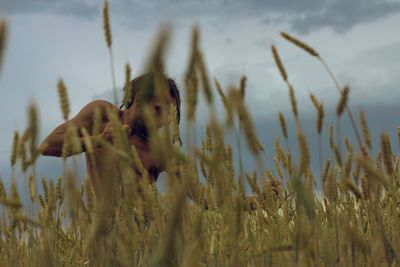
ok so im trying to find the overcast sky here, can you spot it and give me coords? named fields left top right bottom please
left=1, top=0, right=400, bottom=189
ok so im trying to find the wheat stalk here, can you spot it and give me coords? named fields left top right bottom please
left=28, top=173, right=36, bottom=202
left=381, top=133, right=393, bottom=177
left=10, top=131, right=19, bottom=167
left=336, top=85, right=350, bottom=117
left=288, top=83, right=298, bottom=119
left=239, top=75, right=247, bottom=99
left=57, top=79, right=70, bottom=121
left=271, top=44, right=288, bottom=82
left=0, top=19, right=8, bottom=74
left=102, top=0, right=117, bottom=106
left=360, top=109, right=372, bottom=150
left=278, top=112, right=288, bottom=140
left=123, top=62, right=131, bottom=108
left=280, top=32, right=319, bottom=57
left=102, top=1, right=112, bottom=48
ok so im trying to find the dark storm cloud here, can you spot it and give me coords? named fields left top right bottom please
left=7, top=0, right=400, bottom=34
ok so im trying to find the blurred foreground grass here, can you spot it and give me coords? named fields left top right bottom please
left=1, top=8, right=400, bottom=266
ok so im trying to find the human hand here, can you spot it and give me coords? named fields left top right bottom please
left=100, top=122, right=114, bottom=141
left=101, top=123, right=131, bottom=141
left=122, top=124, right=132, bottom=136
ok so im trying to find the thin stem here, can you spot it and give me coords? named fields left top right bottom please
left=336, top=117, right=342, bottom=165
left=319, top=58, right=363, bottom=152
left=262, top=148, right=276, bottom=179
left=234, top=123, right=243, bottom=180
left=284, top=137, right=291, bottom=156
left=108, top=48, right=118, bottom=107
left=318, top=134, right=322, bottom=181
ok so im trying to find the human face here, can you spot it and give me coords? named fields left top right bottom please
left=123, top=89, right=177, bottom=133
left=148, top=92, right=175, bottom=129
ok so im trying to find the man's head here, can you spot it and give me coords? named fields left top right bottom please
left=121, top=73, right=181, bottom=135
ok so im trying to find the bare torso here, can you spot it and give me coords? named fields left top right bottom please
left=40, top=99, right=165, bottom=197
left=85, top=123, right=162, bottom=195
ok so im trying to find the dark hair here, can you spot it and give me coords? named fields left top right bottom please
left=120, top=73, right=181, bottom=123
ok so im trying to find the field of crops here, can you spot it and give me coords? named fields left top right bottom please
left=1, top=3, right=400, bottom=266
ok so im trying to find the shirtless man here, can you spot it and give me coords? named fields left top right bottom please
left=39, top=73, right=265, bottom=214
left=39, top=73, right=200, bottom=205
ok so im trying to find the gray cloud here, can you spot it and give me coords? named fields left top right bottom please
left=254, top=36, right=275, bottom=49
left=7, top=0, right=400, bottom=35
left=5, top=0, right=100, bottom=19
left=290, top=0, right=400, bottom=34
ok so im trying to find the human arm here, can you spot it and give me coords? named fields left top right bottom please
left=39, top=100, right=117, bottom=157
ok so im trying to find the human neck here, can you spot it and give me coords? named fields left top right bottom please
left=120, top=109, right=149, bottom=140
left=120, top=109, right=131, bottom=125
left=131, top=120, right=149, bottom=140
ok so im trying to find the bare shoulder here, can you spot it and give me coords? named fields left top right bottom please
left=81, top=100, right=115, bottom=113
left=65, top=100, right=118, bottom=132
left=76, top=100, right=117, bottom=119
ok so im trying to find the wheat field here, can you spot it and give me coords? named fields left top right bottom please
left=1, top=4, right=400, bottom=266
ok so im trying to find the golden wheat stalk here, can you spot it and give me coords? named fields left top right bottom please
left=10, top=131, right=19, bottom=167
left=376, top=151, right=382, bottom=171
left=297, top=129, right=310, bottom=175
left=0, top=19, right=8, bottom=74
left=197, top=51, right=213, bottom=105
left=288, top=83, right=298, bottom=119
left=398, top=126, right=400, bottom=153
left=312, top=98, right=324, bottom=179
left=84, top=177, right=95, bottom=212
left=41, top=176, right=49, bottom=204
left=239, top=75, right=247, bottom=99
left=328, top=124, right=334, bottom=149
left=206, top=123, right=212, bottom=152
left=271, top=45, right=287, bottom=82
left=28, top=103, right=39, bottom=160
left=273, top=156, right=283, bottom=180
left=214, top=77, right=227, bottom=107
left=81, top=127, right=94, bottom=155
left=169, top=103, right=181, bottom=146
left=28, top=173, right=36, bottom=203
left=0, top=178, right=7, bottom=200
left=343, top=150, right=353, bottom=180
left=55, top=176, right=62, bottom=202
left=103, top=1, right=112, bottom=48
left=278, top=112, right=288, bottom=140
left=309, top=93, right=319, bottom=109
left=360, top=109, right=372, bottom=150
left=322, top=158, right=331, bottom=185
left=102, top=0, right=117, bottom=106
left=18, top=128, right=30, bottom=172
left=381, top=132, right=393, bottom=177
left=10, top=179, right=22, bottom=207
left=237, top=100, right=260, bottom=155
left=47, top=180, right=56, bottom=212
left=123, top=62, right=131, bottom=108
left=184, top=25, right=200, bottom=123
left=281, top=32, right=363, bottom=154
left=317, top=103, right=324, bottom=134
left=280, top=32, right=319, bottom=57
left=336, top=85, right=350, bottom=117
left=345, top=136, right=352, bottom=153
left=57, top=79, right=70, bottom=121
left=274, top=136, right=286, bottom=169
